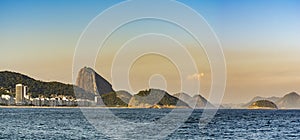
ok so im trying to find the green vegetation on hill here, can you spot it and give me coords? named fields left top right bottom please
left=132, top=89, right=189, bottom=107
left=101, top=92, right=128, bottom=107
left=0, top=88, right=10, bottom=96
left=248, top=100, right=278, bottom=109
left=0, top=71, right=91, bottom=98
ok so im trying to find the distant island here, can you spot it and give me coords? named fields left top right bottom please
left=224, top=92, right=300, bottom=109
left=248, top=100, right=278, bottom=109
left=1, top=67, right=300, bottom=109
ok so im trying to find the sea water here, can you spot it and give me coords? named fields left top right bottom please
left=0, top=108, right=299, bottom=139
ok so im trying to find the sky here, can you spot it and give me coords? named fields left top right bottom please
left=1, top=0, right=300, bottom=104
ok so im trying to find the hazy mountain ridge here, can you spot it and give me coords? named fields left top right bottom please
left=238, top=92, right=300, bottom=109
left=242, top=96, right=280, bottom=108
left=275, top=92, right=300, bottom=109
left=173, top=93, right=215, bottom=109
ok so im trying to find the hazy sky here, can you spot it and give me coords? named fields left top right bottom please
left=1, top=0, right=300, bottom=104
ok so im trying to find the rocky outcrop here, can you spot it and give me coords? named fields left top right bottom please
left=128, top=89, right=189, bottom=108
left=242, top=96, right=280, bottom=108
left=242, top=92, right=300, bottom=109
left=115, top=90, right=132, bottom=104
left=100, top=92, right=128, bottom=107
left=193, top=95, right=216, bottom=108
left=275, top=92, right=300, bottom=109
left=76, top=67, right=114, bottom=95
left=173, top=93, right=215, bottom=109
left=248, top=100, right=278, bottom=109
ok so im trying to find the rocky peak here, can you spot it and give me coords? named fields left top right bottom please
left=76, top=67, right=114, bottom=95
left=284, top=92, right=300, bottom=98
left=128, top=89, right=189, bottom=108
left=275, top=91, right=300, bottom=109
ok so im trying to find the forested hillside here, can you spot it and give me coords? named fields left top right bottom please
left=0, top=71, right=89, bottom=98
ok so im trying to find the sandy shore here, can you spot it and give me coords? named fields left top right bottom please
left=1, top=106, right=298, bottom=110
left=0, top=106, right=132, bottom=109
left=0, top=106, right=185, bottom=109
left=0, top=106, right=192, bottom=109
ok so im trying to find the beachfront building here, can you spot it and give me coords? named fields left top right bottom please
left=0, top=94, right=15, bottom=105
left=15, top=84, right=28, bottom=105
left=76, top=98, right=95, bottom=106
left=15, top=84, right=23, bottom=105
left=29, top=97, right=76, bottom=106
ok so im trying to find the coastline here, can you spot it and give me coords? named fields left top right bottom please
left=0, top=105, right=80, bottom=109
left=0, top=106, right=190, bottom=109
left=0, top=105, right=191, bottom=109
left=1, top=105, right=299, bottom=110
left=0, top=106, right=131, bottom=109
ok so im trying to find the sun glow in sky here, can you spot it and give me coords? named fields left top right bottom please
left=1, top=0, right=300, bottom=103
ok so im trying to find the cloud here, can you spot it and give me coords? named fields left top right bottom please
left=187, top=73, right=204, bottom=80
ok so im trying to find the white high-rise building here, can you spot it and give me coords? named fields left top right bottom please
left=15, top=84, right=28, bottom=105
left=24, top=86, right=29, bottom=99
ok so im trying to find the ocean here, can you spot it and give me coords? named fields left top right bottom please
left=0, top=108, right=299, bottom=139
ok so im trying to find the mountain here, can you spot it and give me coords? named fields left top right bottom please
left=115, top=90, right=132, bottom=104
left=248, top=100, right=278, bottom=109
left=173, top=93, right=192, bottom=105
left=0, top=71, right=90, bottom=98
left=100, top=92, right=128, bottom=107
left=242, top=96, right=280, bottom=108
left=76, top=67, right=114, bottom=95
left=275, top=92, right=300, bottom=109
left=241, top=92, right=300, bottom=109
left=173, top=93, right=215, bottom=109
left=193, top=95, right=216, bottom=108
left=75, top=67, right=131, bottom=107
left=128, top=89, right=189, bottom=108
